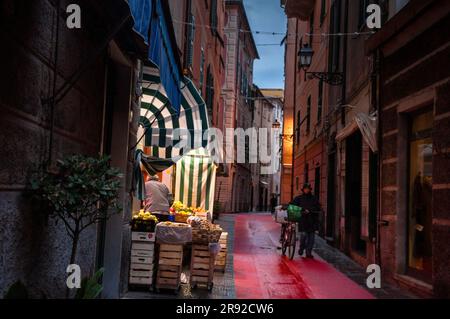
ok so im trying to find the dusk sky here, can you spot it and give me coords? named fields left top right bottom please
left=243, top=0, right=287, bottom=89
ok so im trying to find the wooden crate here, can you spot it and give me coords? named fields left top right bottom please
left=132, top=232, right=156, bottom=242
left=155, top=244, right=183, bottom=291
left=190, top=244, right=215, bottom=290
left=129, top=232, right=156, bottom=289
left=215, top=232, right=228, bottom=272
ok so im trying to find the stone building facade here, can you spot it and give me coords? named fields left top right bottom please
left=251, top=87, right=283, bottom=212
left=216, top=0, right=259, bottom=213
left=283, top=0, right=331, bottom=221
left=283, top=0, right=450, bottom=297
left=0, top=0, right=146, bottom=298
left=366, top=0, right=450, bottom=298
left=169, top=0, right=226, bottom=131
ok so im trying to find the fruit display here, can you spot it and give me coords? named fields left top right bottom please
left=170, top=201, right=208, bottom=223
left=130, top=210, right=159, bottom=232
left=171, top=201, right=207, bottom=215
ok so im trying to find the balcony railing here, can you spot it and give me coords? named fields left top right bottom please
left=280, top=0, right=315, bottom=20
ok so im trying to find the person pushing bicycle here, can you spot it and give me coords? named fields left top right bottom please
left=291, top=183, right=321, bottom=258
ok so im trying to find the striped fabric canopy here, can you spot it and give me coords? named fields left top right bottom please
left=140, top=66, right=210, bottom=161
left=174, top=148, right=217, bottom=213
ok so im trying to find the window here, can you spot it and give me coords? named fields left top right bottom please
left=358, top=0, right=369, bottom=30
left=328, top=0, right=341, bottom=73
left=296, top=110, right=301, bottom=144
left=318, top=80, right=323, bottom=123
left=309, top=10, right=315, bottom=47
left=306, top=95, right=311, bottom=133
left=210, top=0, right=218, bottom=32
left=389, top=0, right=410, bottom=19
left=407, top=110, right=433, bottom=282
left=199, top=47, right=205, bottom=94
left=184, top=10, right=195, bottom=69
left=205, top=66, right=214, bottom=114
left=320, top=0, right=327, bottom=25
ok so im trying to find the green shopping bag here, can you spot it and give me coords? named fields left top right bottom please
left=287, top=204, right=302, bottom=222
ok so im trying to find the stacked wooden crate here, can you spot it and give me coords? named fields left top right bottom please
left=215, top=232, right=228, bottom=272
left=190, top=244, right=215, bottom=290
left=155, top=244, right=183, bottom=291
left=129, top=232, right=156, bottom=287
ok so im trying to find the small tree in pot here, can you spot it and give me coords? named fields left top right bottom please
left=32, top=155, right=122, bottom=298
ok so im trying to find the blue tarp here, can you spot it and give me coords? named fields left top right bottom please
left=128, top=0, right=153, bottom=45
left=128, top=0, right=182, bottom=114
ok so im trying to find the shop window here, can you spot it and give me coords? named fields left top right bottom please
left=407, top=110, right=433, bottom=282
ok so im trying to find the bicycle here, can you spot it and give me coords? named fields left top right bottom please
left=281, top=220, right=297, bottom=260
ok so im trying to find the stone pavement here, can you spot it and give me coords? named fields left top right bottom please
left=313, top=236, right=417, bottom=299
left=123, top=214, right=236, bottom=299
left=123, top=213, right=416, bottom=299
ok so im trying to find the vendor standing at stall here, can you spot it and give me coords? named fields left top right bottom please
left=144, top=175, right=172, bottom=222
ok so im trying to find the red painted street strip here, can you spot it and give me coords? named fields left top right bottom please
left=233, top=214, right=375, bottom=299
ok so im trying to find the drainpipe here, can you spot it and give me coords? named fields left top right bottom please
left=340, top=0, right=349, bottom=127
left=290, top=19, right=299, bottom=200
left=374, top=48, right=383, bottom=267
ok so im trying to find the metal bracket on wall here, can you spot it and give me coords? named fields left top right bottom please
left=305, top=72, right=344, bottom=86
left=378, top=220, right=389, bottom=227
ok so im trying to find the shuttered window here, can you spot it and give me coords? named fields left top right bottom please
left=185, top=13, right=195, bottom=68
left=210, top=0, right=218, bottom=32
left=328, top=0, right=341, bottom=73
left=199, top=47, right=205, bottom=94
left=205, top=66, right=214, bottom=113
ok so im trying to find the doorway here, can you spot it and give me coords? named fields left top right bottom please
left=97, top=56, right=133, bottom=298
left=345, top=131, right=366, bottom=256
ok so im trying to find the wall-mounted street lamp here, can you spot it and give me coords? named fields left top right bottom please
left=298, top=44, right=343, bottom=86
left=272, top=120, right=294, bottom=141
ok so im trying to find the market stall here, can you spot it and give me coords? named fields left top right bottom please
left=128, top=62, right=224, bottom=293
left=129, top=202, right=224, bottom=293
left=173, top=148, right=217, bottom=217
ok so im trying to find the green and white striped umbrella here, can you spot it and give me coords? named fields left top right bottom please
left=174, top=148, right=217, bottom=213
left=140, top=66, right=210, bottom=161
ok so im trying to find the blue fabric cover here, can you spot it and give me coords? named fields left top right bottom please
left=128, top=0, right=182, bottom=114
